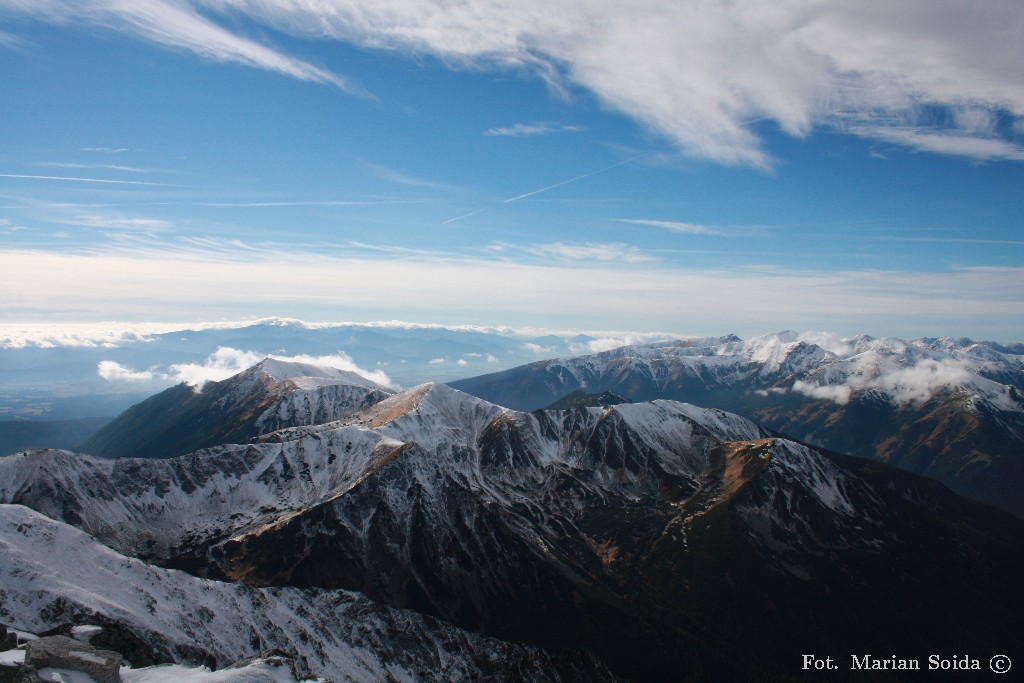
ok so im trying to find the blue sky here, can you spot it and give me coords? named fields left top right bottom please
left=1, top=1, right=1023, bottom=340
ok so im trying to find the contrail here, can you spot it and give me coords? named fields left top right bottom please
left=442, top=208, right=486, bottom=225
left=503, top=152, right=647, bottom=203
left=0, top=174, right=184, bottom=187
left=441, top=152, right=647, bottom=224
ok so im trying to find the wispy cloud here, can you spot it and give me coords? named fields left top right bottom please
left=488, top=240, right=654, bottom=264
left=484, top=122, right=584, bottom=137
left=792, top=357, right=988, bottom=408
left=35, top=162, right=147, bottom=173
left=199, top=200, right=371, bottom=208
left=9, top=2, right=1022, bottom=165
left=0, top=219, right=29, bottom=233
left=5, top=0, right=359, bottom=93
left=3, top=246, right=1022, bottom=340
left=362, top=161, right=462, bottom=192
left=74, top=214, right=175, bottom=232
left=616, top=219, right=720, bottom=235
left=0, top=173, right=183, bottom=187
left=80, top=147, right=129, bottom=153
left=0, top=28, right=24, bottom=48
left=853, top=127, right=1024, bottom=161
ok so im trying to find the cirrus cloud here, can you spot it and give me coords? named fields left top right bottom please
left=4, top=1, right=1022, bottom=165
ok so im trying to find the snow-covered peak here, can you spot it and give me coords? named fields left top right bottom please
left=253, top=358, right=384, bottom=390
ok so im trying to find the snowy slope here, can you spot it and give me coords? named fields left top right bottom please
left=0, top=425, right=407, bottom=558
left=0, top=504, right=615, bottom=682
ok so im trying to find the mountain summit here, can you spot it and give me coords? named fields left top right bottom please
left=79, top=358, right=393, bottom=459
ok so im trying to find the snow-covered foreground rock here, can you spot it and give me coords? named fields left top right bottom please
left=0, top=504, right=614, bottom=682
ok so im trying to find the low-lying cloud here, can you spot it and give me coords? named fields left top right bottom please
left=98, top=346, right=392, bottom=388
left=792, top=357, right=979, bottom=406
left=96, top=360, right=156, bottom=382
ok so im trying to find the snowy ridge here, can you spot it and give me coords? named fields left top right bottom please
left=0, top=504, right=613, bottom=682
left=0, top=426, right=407, bottom=556
left=253, top=383, right=393, bottom=434
left=2, top=383, right=770, bottom=560
left=478, top=331, right=1024, bottom=412
left=797, top=335, right=1024, bottom=410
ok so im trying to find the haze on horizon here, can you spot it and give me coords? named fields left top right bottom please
left=1, top=1, right=1022, bottom=341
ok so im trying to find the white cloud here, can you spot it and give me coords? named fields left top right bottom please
left=97, top=346, right=392, bottom=388
left=853, top=126, right=1024, bottom=161
left=856, top=358, right=975, bottom=405
left=792, top=356, right=980, bottom=407
left=525, top=343, right=554, bottom=354
left=361, top=161, right=463, bottom=192
left=8, top=1, right=1022, bottom=164
left=36, top=162, right=146, bottom=173
left=0, top=173, right=179, bottom=187
left=5, top=0, right=356, bottom=92
left=792, top=380, right=853, bottom=405
left=2, top=248, right=1023, bottom=341
left=96, top=360, right=155, bottom=382
left=75, top=214, right=175, bottom=232
left=484, top=122, right=584, bottom=137
left=457, top=359, right=468, bottom=366
left=167, top=347, right=265, bottom=386
left=499, top=241, right=654, bottom=264
left=790, top=331, right=856, bottom=357
left=267, top=351, right=392, bottom=387
left=616, top=219, right=719, bottom=235
left=486, top=354, right=499, bottom=363
left=428, top=357, right=445, bottom=364
left=0, top=325, right=168, bottom=349
left=585, top=336, right=648, bottom=353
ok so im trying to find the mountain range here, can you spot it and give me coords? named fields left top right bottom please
left=0, top=318, right=620, bottom=422
left=2, top=357, right=1023, bottom=680
left=451, top=332, right=1024, bottom=518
